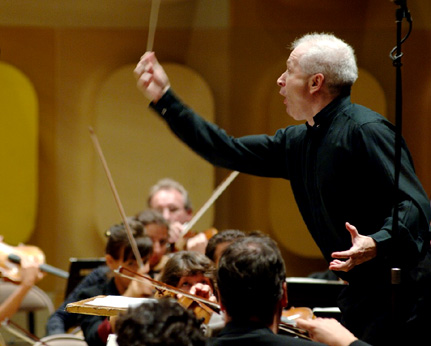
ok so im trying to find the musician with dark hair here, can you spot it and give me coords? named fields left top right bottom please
left=115, top=297, right=207, bottom=346
left=75, top=222, right=153, bottom=346
left=210, top=235, right=323, bottom=345
left=160, top=251, right=216, bottom=303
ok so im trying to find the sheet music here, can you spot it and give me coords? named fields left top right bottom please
left=85, top=295, right=156, bottom=308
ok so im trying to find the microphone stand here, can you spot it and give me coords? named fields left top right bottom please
left=389, top=1, right=412, bottom=343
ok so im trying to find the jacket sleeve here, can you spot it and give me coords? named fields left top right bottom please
left=359, top=121, right=431, bottom=266
left=150, top=88, right=293, bottom=178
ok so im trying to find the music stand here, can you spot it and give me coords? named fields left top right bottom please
left=65, top=257, right=106, bottom=298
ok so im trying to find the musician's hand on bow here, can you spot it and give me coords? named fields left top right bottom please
left=134, top=52, right=170, bottom=103
left=329, top=222, right=377, bottom=272
left=189, top=283, right=217, bottom=302
left=168, top=221, right=183, bottom=244
left=123, top=265, right=154, bottom=298
left=186, top=233, right=208, bottom=254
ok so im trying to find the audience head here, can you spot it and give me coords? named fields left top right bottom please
left=115, top=297, right=206, bottom=346
left=205, top=229, right=246, bottom=265
left=217, top=235, right=287, bottom=326
left=147, top=178, right=193, bottom=224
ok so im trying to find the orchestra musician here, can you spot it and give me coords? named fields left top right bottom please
left=46, top=218, right=150, bottom=335
left=54, top=221, right=153, bottom=346
left=205, top=229, right=246, bottom=265
left=147, top=178, right=210, bottom=254
left=134, top=33, right=431, bottom=345
left=115, top=297, right=207, bottom=346
left=210, top=235, right=325, bottom=346
left=159, top=250, right=217, bottom=303
left=134, top=209, right=171, bottom=279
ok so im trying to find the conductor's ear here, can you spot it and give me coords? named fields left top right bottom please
left=309, top=73, right=325, bottom=94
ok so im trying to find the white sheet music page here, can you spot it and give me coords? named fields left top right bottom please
left=86, top=295, right=156, bottom=308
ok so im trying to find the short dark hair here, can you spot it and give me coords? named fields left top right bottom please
left=105, top=220, right=153, bottom=262
left=160, top=251, right=216, bottom=290
left=217, top=236, right=286, bottom=325
left=205, top=229, right=245, bottom=262
left=115, top=297, right=206, bottom=346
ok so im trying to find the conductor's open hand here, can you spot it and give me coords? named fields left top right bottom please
left=134, top=52, right=170, bottom=103
left=329, top=222, right=377, bottom=272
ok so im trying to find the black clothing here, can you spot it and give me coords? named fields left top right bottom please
left=209, top=322, right=324, bottom=346
left=150, top=89, right=431, bottom=345
left=77, top=277, right=120, bottom=346
left=46, top=266, right=110, bottom=335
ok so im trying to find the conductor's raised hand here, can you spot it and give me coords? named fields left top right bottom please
left=329, top=222, right=377, bottom=272
left=134, top=52, right=170, bottom=103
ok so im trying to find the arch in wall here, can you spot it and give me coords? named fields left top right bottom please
left=92, top=63, right=215, bottom=238
left=0, top=62, right=38, bottom=244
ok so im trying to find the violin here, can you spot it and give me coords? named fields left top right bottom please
left=279, top=307, right=315, bottom=340
left=116, top=266, right=219, bottom=324
left=0, top=240, right=69, bottom=283
left=282, top=306, right=315, bottom=322
left=155, top=286, right=215, bottom=324
left=174, top=227, right=218, bottom=252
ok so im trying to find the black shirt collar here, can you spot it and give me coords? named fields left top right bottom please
left=306, top=94, right=351, bottom=132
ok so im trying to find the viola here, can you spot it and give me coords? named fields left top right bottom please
left=0, top=240, right=69, bottom=283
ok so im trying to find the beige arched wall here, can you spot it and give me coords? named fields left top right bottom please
left=0, top=62, right=38, bottom=245
left=93, top=63, right=215, bottom=237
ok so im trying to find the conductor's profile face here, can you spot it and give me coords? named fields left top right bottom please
left=277, top=44, right=314, bottom=123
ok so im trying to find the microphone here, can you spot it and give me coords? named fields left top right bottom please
left=8, top=253, right=69, bottom=279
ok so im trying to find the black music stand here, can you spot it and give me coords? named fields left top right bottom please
left=64, top=257, right=106, bottom=298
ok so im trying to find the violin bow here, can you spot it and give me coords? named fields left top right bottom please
left=89, top=127, right=144, bottom=269
left=181, top=170, right=240, bottom=236
left=1, top=319, right=49, bottom=345
left=114, top=266, right=220, bottom=312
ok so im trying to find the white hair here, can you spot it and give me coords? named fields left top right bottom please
left=291, top=33, right=358, bottom=95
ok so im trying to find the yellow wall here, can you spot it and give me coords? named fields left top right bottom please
left=0, top=0, right=430, bottom=310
